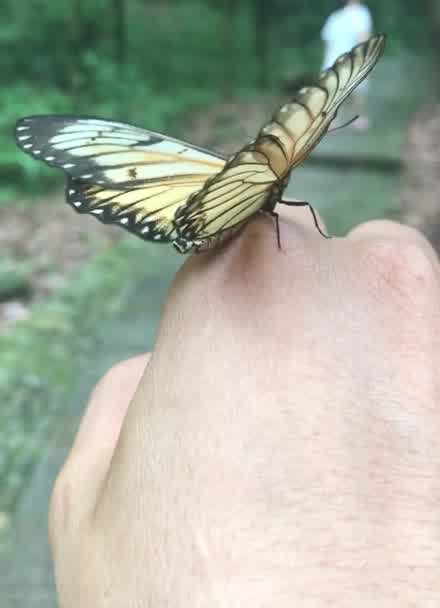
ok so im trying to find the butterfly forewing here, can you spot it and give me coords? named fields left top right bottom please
left=16, top=115, right=226, bottom=245
left=269, top=34, right=386, bottom=171
left=15, top=116, right=226, bottom=188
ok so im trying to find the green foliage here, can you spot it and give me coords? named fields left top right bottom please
left=0, top=257, right=32, bottom=301
left=270, top=0, right=432, bottom=81
left=1, top=0, right=434, bottom=201
left=273, top=0, right=431, bottom=48
left=1, top=0, right=258, bottom=200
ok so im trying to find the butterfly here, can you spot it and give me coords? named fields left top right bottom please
left=15, top=34, right=385, bottom=254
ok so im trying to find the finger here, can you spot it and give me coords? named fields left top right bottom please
left=53, top=354, right=150, bottom=517
left=94, top=211, right=334, bottom=521
left=348, top=220, right=439, bottom=268
left=73, top=353, right=150, bottom=454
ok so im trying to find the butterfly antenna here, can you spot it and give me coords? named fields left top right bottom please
left=328, top=115, right=359, bottom=133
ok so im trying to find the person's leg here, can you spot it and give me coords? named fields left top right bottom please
left=351, top=84, right=369, bottom=131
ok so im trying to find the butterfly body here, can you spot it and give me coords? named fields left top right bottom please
left=16, top=35, right=385, bottom=254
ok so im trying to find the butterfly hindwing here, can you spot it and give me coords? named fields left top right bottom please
left=66, top=175, right=211, bottom=242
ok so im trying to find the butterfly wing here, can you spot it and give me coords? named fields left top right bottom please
left=264, top=34, right=386, bottom=172
left=66, top=175, right=212, bottom=242
left=15, top=116, right=226, bottom=187
left=176, top=34, right=385, bottom=249
left=16, top=116, right=226, bottom=244
left=174, top=146, right=281, bottom=249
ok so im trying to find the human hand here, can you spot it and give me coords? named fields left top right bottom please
left=49, top=209, right=440, bottom=607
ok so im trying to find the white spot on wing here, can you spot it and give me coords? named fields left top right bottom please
left=63, top=163, right=75, bottom=169
left=18, top=135, right=31, bottom=141
left=72, top=201, right=82, bottom=207
left=23, top=143, right=33, bottom=149
left=61, top=123, right=113, bottom=134
left=45, top=156, right=55, bottom=161
left=17, top=126, right=29, bottom=131
left=68, top=189, right=76, bottom=195
left=119, top=218, right=129, bottom=225
left=34, top=150, right=41, bottom=155
left=141, top=226, right=149, bottom=234
left=81, top=173, right=93, bottom=179
left=91, top=208, right=104, bottom=214
left=153, top=234, right=162, bottom=240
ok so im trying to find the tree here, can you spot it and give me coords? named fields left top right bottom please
left=113, top=0, right=128, bottom=72
left=254, top=0, right=271, bottom=89
left=427, top=0, right=440, bottom=97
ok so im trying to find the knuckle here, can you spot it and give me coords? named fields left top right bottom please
left=361, top=239, right=439, bottom=302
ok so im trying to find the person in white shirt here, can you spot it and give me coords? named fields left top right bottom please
left=321, top=0, right=373, bottom=130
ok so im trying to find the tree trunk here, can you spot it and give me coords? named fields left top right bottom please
left=428, top=0, right=440, bottom=97
left=254, top=0, right=270, bottom=89
left=223, top=0, right=238, bottom=97
left=70, top=0, right=85, bottom=106
left=113, top=0, right=127, bottom=72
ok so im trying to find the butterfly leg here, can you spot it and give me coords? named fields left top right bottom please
left=268, top=210, right=282, bottom=249
left=279, top=197, right=331, bottom=239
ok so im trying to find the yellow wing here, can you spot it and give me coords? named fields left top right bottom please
left=266, top=33, right=386, bottom=171
left=66, top=175, right=214, bottom=242
left=176, top=34, right=385, bottom=250
left=174, top=147, right=280, bottom=249
left=15, top=116, right=225, bottom=187
left=16, top=116, right=226, bottom=243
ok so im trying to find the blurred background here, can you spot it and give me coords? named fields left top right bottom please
left=0, top=0, right=439, bottom=605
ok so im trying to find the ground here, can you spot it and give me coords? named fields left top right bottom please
left=400, top=101, right=440, bottom=252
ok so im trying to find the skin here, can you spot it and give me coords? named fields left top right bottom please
left=50, top=209, right=440, bottom=606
